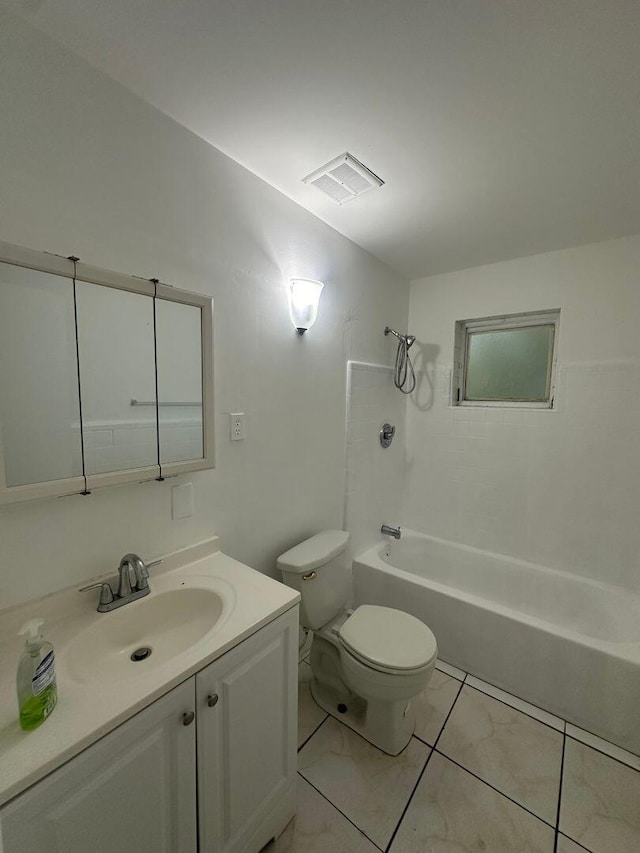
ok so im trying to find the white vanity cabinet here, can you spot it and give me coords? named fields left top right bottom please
left=196, top=608, right=298, bottom=853
left=0, top=678, right=198, bottom=853
left=0, top=607, right=298, bottom=853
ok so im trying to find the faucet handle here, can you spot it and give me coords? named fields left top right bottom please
left=79, top=582, right=115, bottom=607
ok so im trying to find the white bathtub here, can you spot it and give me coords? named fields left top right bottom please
left=353, top=530, right=640, bottom=755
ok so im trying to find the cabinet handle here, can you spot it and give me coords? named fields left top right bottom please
left=207, top=694, right=219, bottom=708
left=182, top=710, right=195, bottom=726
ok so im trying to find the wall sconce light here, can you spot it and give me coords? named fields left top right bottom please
left=289, top=278, right=324, bottom=335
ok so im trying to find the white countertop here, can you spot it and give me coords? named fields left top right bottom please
left=0, top=538, right=299, bottom=807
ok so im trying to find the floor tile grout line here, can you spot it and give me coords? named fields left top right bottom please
left=413, top=733, right=436, bottom=750
left=449, top=665, right=640, bottom=773
left=384, top=677, right=465, bottom=852
left=432, top=748, right=558, bottom=831
left=556, top=832, right=593, bottom=852
left=434, top=665, right=462, bottom=679
left=464, top=680, right=565, bottom=735
left=435, top=661, right=468, bottom=683
left=296, top=771, right=384, bottom=852
left=383, top=742, right=435, bottom=852
left=305, top=701, right=429, bottom=758
left=297, top=713, right=329, bottom=753
left=299, top=710, right=425, bottom=850
left=564, top=732, right=640, bottom=775
left=429, top=676, right=465, bottom=751
left=554, top=723, right=567, bottom=853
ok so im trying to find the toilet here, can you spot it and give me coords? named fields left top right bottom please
left=278, top=530, right=437, bottom=755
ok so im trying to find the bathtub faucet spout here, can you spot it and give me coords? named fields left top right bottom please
left=381, top=524, right=401, bottom=540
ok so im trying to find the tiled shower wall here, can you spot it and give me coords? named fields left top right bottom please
left=344, top=362, right=407, bottom=557
left=405, top=235, right=640, bottom=594
left=403, top=361, right=640, bottom=591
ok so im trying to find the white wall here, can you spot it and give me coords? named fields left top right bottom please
left=405, top=234, right=640, bottom=592
left=345, top=361, right=407, bottom=557
left=0, top=12, right=408, bottom=609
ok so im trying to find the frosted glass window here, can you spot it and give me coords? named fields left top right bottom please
left=465, top=325, right=554, bottom=402
left=453, top=310, right=559, bottom=407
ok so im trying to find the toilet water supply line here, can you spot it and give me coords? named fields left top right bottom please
left=384, top=326, right=416, bottom=394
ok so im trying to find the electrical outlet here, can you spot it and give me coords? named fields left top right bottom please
left=230, top=412, right=245, bottom=441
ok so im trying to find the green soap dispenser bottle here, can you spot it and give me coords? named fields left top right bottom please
left=17, top=618, right=58, bottom=731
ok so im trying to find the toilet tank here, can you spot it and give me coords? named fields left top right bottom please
left=277, top=530, right=350, bottom=630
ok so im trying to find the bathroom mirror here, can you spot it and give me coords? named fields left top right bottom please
left=75, top=281, right=158, bottom=476
left=0, top=240, right=214, bottom=504
left=155, top=298, right=204, bottom=465
left=0, top=260, right=84, bottom=489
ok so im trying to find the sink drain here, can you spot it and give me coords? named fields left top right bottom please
left=130, top=646, right=152, bottom=662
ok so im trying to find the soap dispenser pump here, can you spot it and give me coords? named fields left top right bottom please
left=17, top=618, right=58, bottom=731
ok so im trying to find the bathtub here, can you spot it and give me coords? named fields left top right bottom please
left=353, top=530, right=640, bottom=755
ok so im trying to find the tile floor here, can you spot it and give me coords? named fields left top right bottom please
left=264, top=658, right=640, bottom=853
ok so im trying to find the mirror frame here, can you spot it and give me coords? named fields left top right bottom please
left=0, top=240, right=214, bottom=504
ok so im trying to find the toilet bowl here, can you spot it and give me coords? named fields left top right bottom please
left=278, top=531, right=437, bottom=755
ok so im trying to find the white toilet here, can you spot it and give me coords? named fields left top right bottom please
left=278, top=530, right=437, bottom=755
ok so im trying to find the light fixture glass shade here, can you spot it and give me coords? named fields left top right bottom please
left=289, top=278, right=324, bottom=334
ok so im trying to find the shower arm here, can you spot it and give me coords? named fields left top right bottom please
left=384, top=326, right=402, bottom=342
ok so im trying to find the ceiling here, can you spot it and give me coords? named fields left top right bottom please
left=10, top=0, right=640, bottom=279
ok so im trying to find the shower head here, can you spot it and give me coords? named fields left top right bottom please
left=384, top=326, right=415, bottom=348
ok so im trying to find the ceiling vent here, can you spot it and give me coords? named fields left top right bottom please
left=302, top=153, right=384, bottom=205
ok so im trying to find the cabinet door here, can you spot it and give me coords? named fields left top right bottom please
left=0, top=679, right=197, bottom=853
left=197, top=607, right=298, bottom=853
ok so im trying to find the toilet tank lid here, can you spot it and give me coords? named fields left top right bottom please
left=277, top=530, right=350, bottom=574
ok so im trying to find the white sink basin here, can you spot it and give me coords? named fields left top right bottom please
left=64, top=580, right=232, bottom=684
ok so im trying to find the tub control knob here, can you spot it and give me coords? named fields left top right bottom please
left=380, top=423, right=395, bottom=448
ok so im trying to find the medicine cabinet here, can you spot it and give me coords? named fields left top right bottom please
left=0, top=240, right=214, bottom=504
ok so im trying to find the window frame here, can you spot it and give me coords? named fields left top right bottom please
left=453, top=309, right=560, bottom=409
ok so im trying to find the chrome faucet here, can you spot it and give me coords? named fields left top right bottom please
left=381, top=524, right=401, bottom=540
left=80, top=553, right=162, bottom=612
left=118, top=553, right=153, bottom=594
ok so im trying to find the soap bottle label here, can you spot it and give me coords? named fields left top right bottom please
left=32, top=651, right=56, bottom=695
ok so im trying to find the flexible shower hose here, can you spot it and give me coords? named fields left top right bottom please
left=393, top=336, right=416, bottom=394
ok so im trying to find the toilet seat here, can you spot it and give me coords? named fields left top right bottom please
left=338, top=605, right=437, bottom=674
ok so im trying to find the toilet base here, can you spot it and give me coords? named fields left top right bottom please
left=309, top=675, right=416, bottom=756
